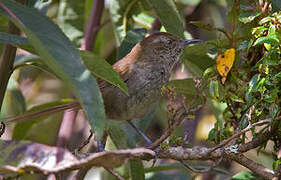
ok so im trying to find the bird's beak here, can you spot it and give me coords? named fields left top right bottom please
left=180, top=39, right=202, bottom=47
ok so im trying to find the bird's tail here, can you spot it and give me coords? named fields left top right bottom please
left=0, top=101, right=81, bottom=125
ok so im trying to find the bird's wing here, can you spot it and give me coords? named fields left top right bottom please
left=98, top=57, right=132, bottom=91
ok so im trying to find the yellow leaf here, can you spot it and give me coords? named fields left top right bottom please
left=216, top=48, right=235, bottom=84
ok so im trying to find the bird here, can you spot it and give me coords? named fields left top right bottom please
left=1, top=32, right=201, bottom=140
left=100, top=32, right=201, bottom=121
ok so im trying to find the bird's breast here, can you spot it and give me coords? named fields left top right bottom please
left=103, top=64, right=170, bottom=121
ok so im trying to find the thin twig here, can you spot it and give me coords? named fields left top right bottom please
left=0, top=3, right=23, bottom=25
left=104, top=168, right=125, bottom=180
left=82, top=0, right=105, bottom=51
left=0, top=121, right=5, bottom=137
left=0, top=9, right=21, bottom=110
left=149, top=95, right=202, bottom=150
left=225, top=98, right=237, bottom=120
left=3, top=102, right=80, bottom=124
left=214, top=27, right=232, bottom=42
left=262, top=1, right=269, bottom=13
left=208, top=117, right=279, bottom=153
left=150, top=18, right=162, bottom=32
left=238, top=129, right=274, bottom=153
left=76, top=130, right=94, bottom=152
left=123, top=0, right=137, bottom=36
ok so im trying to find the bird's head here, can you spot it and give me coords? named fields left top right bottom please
left=138, top=32, right=201, bottom=67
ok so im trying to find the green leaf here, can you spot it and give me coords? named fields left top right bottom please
left=13, top=55, right=58, bottom=77
left=273, top=159, right=281, bottom=170
left=271, top=0, right=281, bottom=11
left=239, top=12, right=261, bottom=24
left=208, top=99, right=227, bottom=132
left=254, top=35, right=280, bottom=46
left=189, top=21, right=214, bottom=31
left=129, top=160, right=145, bottom=180
left=274, top=72, right=281, bottom=79
left=166, top=79, right=197, bottom=96
left=208, top=128, right=217, bottom=141
left=183, top=42, right=215, bottom=77
left=1, top=76, right=26, bottom=117
left=109, top=0, right=142, bottom=45
left=248, top=74, right=260, bottom=92
left=148, top=0, right=184, bottom=37
left=57, top=0, right=85, bottom=47
left=107, top=121, right=130, bottom=149
left=0, top=13, right=9, bottom=52
left=264, top=88, right=278, bottom=103
left=0, top=32, right=27, bottom=44
left=80, top=50, right=129, bottom=95
left=227, top=0, right=240, bottom=26
left=259, top=17, right=271, bottom=25
left=229, top=93, right=244, bottom=103
left=175, top=0, right=201, bottom=6
left=0, top=0, right=106, bottom=138
left=132, top=12, right=154, bottom=29
left=209, top=80, right=219, bottom=101
left=269, top=103, right=278, bottom=118
left=231, top=171, right=258, bottom=180
left=117, top=28, right=146, bottom=60
left=240, top=114, right=249, bottom=129
left=203, top=66, right=216, bottom=80
left=12, top=99, right=74, bottom=140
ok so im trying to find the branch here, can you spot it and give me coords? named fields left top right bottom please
left=0, top=21, right=20, bottom=110
left=225, top=153, right=275, bottom=179
left=82, top=0, right=105, bottom=51
left=238, top=128, right=274, bottom=153
left=1, top=137, right=277, bottom=179
left=157, top=146, right=222, bottom=161
left=104, top=168, right=125, bottom=180
left=150, top=18, right=162, bottom=32
left=208, top=117, right=278, bottom=153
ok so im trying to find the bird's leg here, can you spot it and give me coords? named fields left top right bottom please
left=127, top=121, right=158, bottom=166
left=127, top=121, right=153, bottom=146
left=97, top=131, right=108, bottom=152
left=97, top=139, right=105, bottom=152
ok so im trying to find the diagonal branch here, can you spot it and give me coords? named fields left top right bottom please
left=225, top=153, right=275, bottom=179
left=208, top=117, right=279, bottom=153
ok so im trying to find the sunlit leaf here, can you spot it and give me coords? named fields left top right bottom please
left=57, top=0, right=85, bottom=47
left=209, top=80, right=219, bottom=101
left=109, top=0, right=142, bottom=45
left=254, top=35, right=280, bottom=46
left=239, top=12, right=261, bottom=24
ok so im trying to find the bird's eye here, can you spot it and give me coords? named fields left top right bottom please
left=167, top=40, right=172, bottom=45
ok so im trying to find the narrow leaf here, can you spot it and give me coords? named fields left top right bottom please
left=0, top=0, right=106, bottom=138
left=148, top=0, right=184, bottom=37
left=80, top=50, right=129, bottom=95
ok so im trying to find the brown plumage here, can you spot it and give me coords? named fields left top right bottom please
left=2, top=32, right=201, bottom=123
